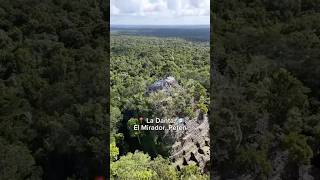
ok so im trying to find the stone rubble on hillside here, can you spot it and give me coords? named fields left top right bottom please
left=147, top=76, right=178, bottom=93
left=168, top=111, right=210, bottom=173
left=146, top=76, right=210, bottom=172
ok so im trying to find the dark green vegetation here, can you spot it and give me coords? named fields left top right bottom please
left=0, top=0, right=108, bottom=179
left=110, top=34, right=209, bottom=179
left=212, top=0, right=320, bottom=179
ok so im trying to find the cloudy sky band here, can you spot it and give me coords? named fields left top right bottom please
left=111, top=0, right=210, bottom=25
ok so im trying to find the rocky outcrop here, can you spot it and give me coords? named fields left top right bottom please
left=146, top=77, right=210, bottom=172
left=147, top=76, right=178, bottom=93
left=168, top=111, right=210, bottom=173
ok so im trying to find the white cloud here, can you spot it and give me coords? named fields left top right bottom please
left=110, top=2, right=120, bottom=15
left=110, top=0, right=210, bottom=17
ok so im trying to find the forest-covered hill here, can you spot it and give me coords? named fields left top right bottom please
left=110, top=35, right=210, bottom=179
left=212, top=0, right=320, bottom=179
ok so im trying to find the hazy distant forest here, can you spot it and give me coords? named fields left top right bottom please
left=212, top=0, right=320, bottom=179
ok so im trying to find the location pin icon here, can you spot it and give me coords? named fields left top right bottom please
left=139, top=117, right=144, bottom=124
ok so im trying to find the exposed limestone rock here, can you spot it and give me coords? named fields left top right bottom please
left=147, top=76, right=178, bottom=93
left=146, top=77, right=210, bottom=172
left=168, top=111, right=210, bottom=173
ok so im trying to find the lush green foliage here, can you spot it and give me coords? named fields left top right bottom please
left=179, top=162, right=209, bottom=180
left=110, top=35, right=209, bottom=178
left=0, top=0, right=108, bottom=179
left=212, top=0, right=320, bottom=178
left=110, top=151, right=177, bottom=180
left=110, top=151, right=209, bottom=180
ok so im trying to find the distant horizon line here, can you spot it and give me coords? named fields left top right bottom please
left=111, top=24, right=209, bottom=25
left=111, top=24, right=210, bottom=27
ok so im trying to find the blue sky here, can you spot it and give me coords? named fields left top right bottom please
left=111, top=0, right=210, bottom=25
